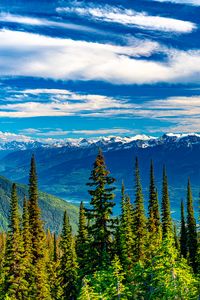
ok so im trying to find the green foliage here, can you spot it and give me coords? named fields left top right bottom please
left=86, top=149, right=116, bottom=271
left=187, top=179, right=198, bottom=273
left=59, top=211, right=78, bottom=299
left=0, top=149, right=199, bottom=300
left=119, top=185, right=134, bottom=271
left=161, top=166, right=172, bottom=238
left=129, top=237, right=198, bottom=299
left=148, top=160, right=160, bottom=235
left=133, top=157, right=147, bottom=261
left=76, top=201, right=89, bottom=276
left=180, top=200, right=188, bottom=259
left=81, top=256, right=129, bottom=299
left=28, top=155, right=51, bottom=299
left=2, top=184, right=29, bottom=299
left=0, top=175, right=79, bottom=233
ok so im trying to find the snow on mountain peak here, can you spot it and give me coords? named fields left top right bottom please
left=0, top=132, right=200, bottom=151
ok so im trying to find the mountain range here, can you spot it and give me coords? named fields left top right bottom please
left=0, top=133, right=200, bottom=220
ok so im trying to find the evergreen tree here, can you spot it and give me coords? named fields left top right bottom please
left=187, top=179, right=198, bottom=273
left=161, top=166, right=172, bottom=238
left=173, top=224, right=179, bottom=252
left=22, top=197, right=32, bottom=263
left=121, top=194, right=134, bottom=270
left=59, top=211, right=78, bottom=299
left=180, top=200, right=187, bottom=259
left=76, top=201, right=89, bottom=276
left=133, top=157, right=147, bottom=262
left=86, top=149, right=116, bottom=270
left=28, top=155, right=51, bottom=299
left=53, top=233, right=58, bottom=263
left=2, top=184, right=28, bottom=299
left=148, top=160, right=160, bottom=234
left=78, top=278, right=99, bottom=300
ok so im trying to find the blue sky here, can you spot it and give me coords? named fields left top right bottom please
left=0, top=0, right=200, bottom=141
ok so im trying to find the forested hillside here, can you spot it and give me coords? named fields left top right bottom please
left=0, top=175, right=78, bottom=233
left=0, top=150, right=199, bottom=299
left=1, top=134, right=200, bottom=220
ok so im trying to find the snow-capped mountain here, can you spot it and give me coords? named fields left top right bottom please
left=0, top=133, right=200, bottom=151
left=0, top=132, right=200, bottom=220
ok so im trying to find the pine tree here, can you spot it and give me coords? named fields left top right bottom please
left=22, top=196, right=32, bottom=296
left=133, top=157, right=147, bottom=262
left=2, top=184, right=28, bottom=299
left=78, top=278, right=99, bottom=300
left=161, top=166, right=172, bottom=238
left=187, top=179, right=198, bottom=273
left=76, top=201, right=89, bottom=276
left=173, top=224, right=179, bottom=252
left=59, top=211, right=78, bottom=299
left=180, top=200, right=187, bottom=259
left=28, top=155, right=51, bottom=299
left=22, top=197, right=32, bottom=262
left=148, top=160, right=160, bottom=234
left=48, top=233, right=62, bottom=300
left=86, top=149, right=116, bottom=270
left=120, top=193, right=134, bottom=271
left=53, top=233, right=58, bottom=263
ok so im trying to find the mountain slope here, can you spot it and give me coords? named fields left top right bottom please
left=0, top=175, right=79, bottom=233
left=0, top=133, right=200, bottom=220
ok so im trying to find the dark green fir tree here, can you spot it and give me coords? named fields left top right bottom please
left=133, top=157, right=147, bottom=262
left=161, top=166, right=172, bottom=238
left=86, top=149, right=116, bottom=270
left=59, top=211, right=78, bottom=300
left=187, top=179, right=198, bottom=273
left=180, top=200, right=187, bottom=259
left=76, top=201, right=89, bottom=276
left=2, top=184, right=28, bottom=299
left=28, top=155, right=51, bottom=299
left=148, top=160, right=160, bottom=235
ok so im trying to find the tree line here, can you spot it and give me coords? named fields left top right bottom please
left=0, top=150, right=199, bottom=299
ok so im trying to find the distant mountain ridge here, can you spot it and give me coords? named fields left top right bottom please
left=1, top=133, right=200, bottom=152
left=0, top=133, right=200, bottom=221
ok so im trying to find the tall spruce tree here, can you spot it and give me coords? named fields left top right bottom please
left=148, top=160, right=160, bottom=235
left=22, top=196, right=32, bottom=295
left=161, top=166, right=172, bottom=238
left=86, top=149, right=116, bottom=270
left=53, top=233, right=58, bottom=263
left=76, top=201, right=88, bottom=276
left=59, top=211, right=78, bottom=300
left=186, top=179, right=198, bottom=273
left=2, top=184, right=28, bottom=299
left=180, top=200, right=187, bottom=259
left=118, top=182, right=134, bottom=271
left=28, top=155, right=51, bottom=299
left=133, top=157, right=147, bottom=261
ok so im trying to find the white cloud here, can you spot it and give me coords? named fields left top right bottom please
left=57, top=4, right=196, bottom=33
left=71, top=128, right=133, bottom=135
left=0, top=29, right=199, bottom=85
left=83, top=96, right=200, bottom=132
left=0, top=87, right=132, bottom=117
left=0, top=131, right=33, bottom=143
left=153, top=0, right=200, bottom=6
left=20, top=128, right=134, bottom=137
left=0, top=12, right=99, bottom=34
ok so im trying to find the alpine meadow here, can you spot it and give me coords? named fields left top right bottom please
left=0, top=0, right=200, bottom=299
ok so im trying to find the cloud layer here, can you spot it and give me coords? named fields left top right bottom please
left=0, top=29, right=200, bottom=85
left=57, top=4, right=196, bottom=33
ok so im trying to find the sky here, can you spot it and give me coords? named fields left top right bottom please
left=0, top=0, right=200, bottom=141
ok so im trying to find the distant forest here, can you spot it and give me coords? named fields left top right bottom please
left=0, top=150, right=199, bottom=299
